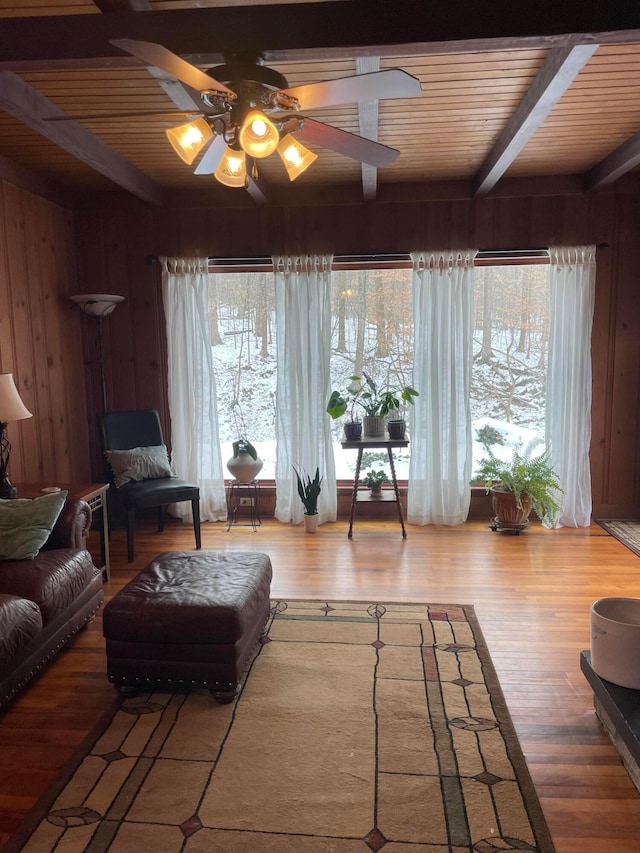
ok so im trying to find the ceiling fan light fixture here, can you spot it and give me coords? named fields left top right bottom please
left=277, top=134, right=318, bottom=181
left=238, top=110, right=280, bottom=158
left=214, top=146, right=247, bottom=187
left=166, top=118, right=213, bottom=165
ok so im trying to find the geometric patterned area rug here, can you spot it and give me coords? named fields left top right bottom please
left=5, top=600, right=555, bottom=853
left=597, top=519, right=640, bottom=559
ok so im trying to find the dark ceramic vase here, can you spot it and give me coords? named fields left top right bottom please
left=387, top=419, right=406, bottom=440
left=343, top=421, right=363, bottom=440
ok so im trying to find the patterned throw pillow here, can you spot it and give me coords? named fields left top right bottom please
left=104, top=445, right=175, bottom=488
left=0, top=490, right=68, bottom=560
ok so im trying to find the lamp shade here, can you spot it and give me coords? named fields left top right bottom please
left=0, top=374, right=32, bottom=423
left=238, top=111, right=280, bottom=158
left=214, top=147, right=247, bottom=187
left=166, top=119, right=213, bottom=166
left=277, top=134, right=318, bottom=181
left=70, top=294, right=124, bottom=317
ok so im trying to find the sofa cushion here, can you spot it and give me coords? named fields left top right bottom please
left=104, top=445, right=174, bottom=488
left=0, top=594, right=42, bottom=674
left=0, top=490, right=68, bottom=560
left=0, top=550, right=97, bottom=625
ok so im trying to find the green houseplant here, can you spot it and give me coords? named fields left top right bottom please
left=474, top=434, right=562, bottom=530
left=232, top=438, right=257, bottom=460
left=293, top=466, right=323, bottom=532
left=327, top=372, right=418, bottom=438
left=362, top=469, right=387, bottom=495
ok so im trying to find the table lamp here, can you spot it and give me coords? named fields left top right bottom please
left=0, top=373, right=33, bottom=499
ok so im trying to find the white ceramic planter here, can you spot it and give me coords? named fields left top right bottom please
left=226, top=451, right=263, bottom=483
left=303, top=513, right=319, bottom=533
left=590, top=597, right=640, bottom=689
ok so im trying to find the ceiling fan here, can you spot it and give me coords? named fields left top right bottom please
left=104, top=39, right=422, bottom=187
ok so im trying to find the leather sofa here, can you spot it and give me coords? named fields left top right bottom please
left=0, top=497, right=104, bottom=712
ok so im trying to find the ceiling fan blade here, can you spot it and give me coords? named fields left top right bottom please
left=296, top=118, right=399, bottom=167
left=44, top=110, right=203, bottom=121
left=193, top=134, right=227, bottom=175
left=110, top=38, right=236, bottom=97
left=281, top=69, right=421, bottom=111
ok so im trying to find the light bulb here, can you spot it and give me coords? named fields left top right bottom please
left=238, top=110, right=280, bottom=158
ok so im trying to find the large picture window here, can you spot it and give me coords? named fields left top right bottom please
left=208, top=255, right=550, bottom=483
left=471, top=259, right=550, bottom=478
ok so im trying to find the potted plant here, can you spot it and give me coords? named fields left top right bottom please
left=327, top=371, right=418, bottom=438
left=362, top=469, right=387, bottom=496
left=327, top=377, right=363, bottom=440
left=226, top=438, right=263, bottom=482
left=293, top=466, right=323, bottom=532
left=474, top=433, right=562, bottom=532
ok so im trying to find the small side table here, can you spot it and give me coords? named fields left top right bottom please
left=15, top=482, right=111, bottom=581
left=226, top=480, right=261, bottom=531
left=341, top=437, right=409, bottom=539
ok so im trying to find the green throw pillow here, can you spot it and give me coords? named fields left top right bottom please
left=0, top=490, right=68, bottom=560
left=104, top=444, right=175, bottom=488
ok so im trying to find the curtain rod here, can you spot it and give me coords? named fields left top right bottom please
left=146, top=244, right=609, bottom=265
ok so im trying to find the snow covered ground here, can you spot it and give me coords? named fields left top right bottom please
left=211, top=304, right=546, bottom=482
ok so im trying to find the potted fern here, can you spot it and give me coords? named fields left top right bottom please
left=293, top=466, right=323, bottom=533
left=474, top=433, right=562, bottom=532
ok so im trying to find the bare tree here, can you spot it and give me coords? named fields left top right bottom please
left=479, top=268, right=494, bottom=361
left=208, top=273, right=224, bottom=345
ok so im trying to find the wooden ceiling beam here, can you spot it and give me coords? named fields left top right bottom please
left=473, top=44, right=597, bottom=196
left=0, top=1, right=639, bottom=71
left=92, top=0, right=152, bottom=11
left=0, top=71, right=166, bottom=206
left=584, top=131, right=640, bottom=191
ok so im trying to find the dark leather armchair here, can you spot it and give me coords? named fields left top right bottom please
left=101, top=410, right=201, bottom=562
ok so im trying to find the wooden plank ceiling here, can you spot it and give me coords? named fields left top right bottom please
left=0, top=0, right=639, bottom=205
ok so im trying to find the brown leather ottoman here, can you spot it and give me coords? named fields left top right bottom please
left=102, top=550, right=272, bottom=702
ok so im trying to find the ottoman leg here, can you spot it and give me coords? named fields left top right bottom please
left=116, top=684, right=138, bottom=697
left=211, top=683, right=240, bottom=704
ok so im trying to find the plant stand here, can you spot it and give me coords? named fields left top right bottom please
left=488, top=517, right=531, bottom=534
left=226, top=479, right=261, bottom=531
left=341, top=436, right=408, bottom=539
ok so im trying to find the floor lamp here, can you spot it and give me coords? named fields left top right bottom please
left=0, top=373, right=33, bottom=499
left=71, top=294, right=124, bottom=415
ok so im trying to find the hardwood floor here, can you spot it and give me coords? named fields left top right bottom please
left=1, top=517, right=640, bottom=851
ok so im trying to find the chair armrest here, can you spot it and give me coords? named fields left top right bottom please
left=42, top=498, right=92, bottom=550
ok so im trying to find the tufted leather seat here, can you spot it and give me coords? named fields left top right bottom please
left=0, top=498, right=104, bottom=711
left=103, top=550, right=272, bottom=702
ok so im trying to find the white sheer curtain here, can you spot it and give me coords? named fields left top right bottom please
left=408, top=250, right=477, bottom=525
left=161, top=256, right=227, bottom=522
left=273, top=254, right=337, bottom=525
left=547, top=245, right=597, bottom=527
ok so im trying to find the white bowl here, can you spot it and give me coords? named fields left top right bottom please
left=591, top=597, right=640, bottom=689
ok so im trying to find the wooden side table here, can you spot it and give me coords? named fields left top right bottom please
left=341, top=436, right=409, bottom=538
left=16, top=483, right=111, bottom=581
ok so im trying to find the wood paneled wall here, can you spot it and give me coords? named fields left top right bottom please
left=8, top=178, right=638, bottom=518
left=0, top=177, right=90, bottom=485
